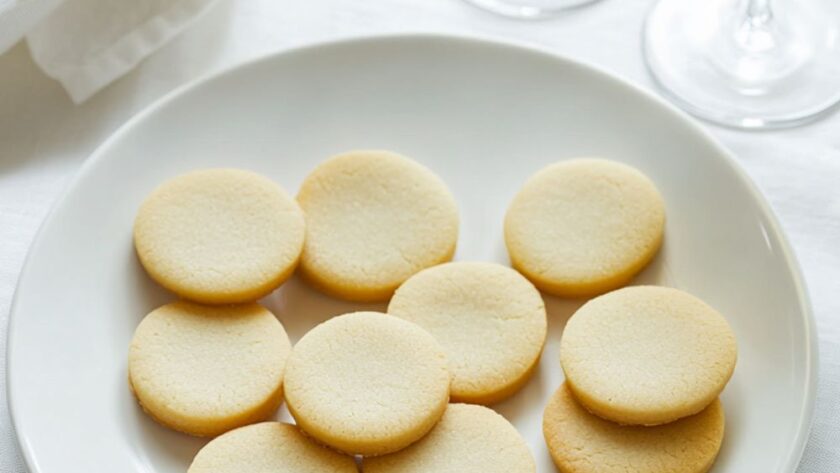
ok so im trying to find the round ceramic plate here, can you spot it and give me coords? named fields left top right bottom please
left=7, top=35, right=816, bottom=472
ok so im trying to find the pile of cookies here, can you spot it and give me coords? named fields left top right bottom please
left=547, top=284, right=736, bottom=473
left=126, top=150, right=737, bottom=472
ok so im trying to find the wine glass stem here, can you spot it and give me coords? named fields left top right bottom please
left=746, top=0, right=773, bottom=25
left=734, top=0, right=779, bottom=54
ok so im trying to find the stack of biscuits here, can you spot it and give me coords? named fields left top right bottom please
left=126, top=150, right=736, bottom=473
left=508, top=158, right=736, bottom=473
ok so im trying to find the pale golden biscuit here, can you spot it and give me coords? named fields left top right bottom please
left=560, top=286, right=737, bottom=425
left=543, top=384, right=725, bottom=473
left=188, top=422, right=357, bottom=473
left=296, top=150, right=459, bottom=302
left=388, top=262, right=547, bottom=404
left=283, top=311, right=450, bottom=456
left=128, top=302, right=291, bottom=437
left=504, top=159, right=665, bottom=298
left=134, top=168, right=305, bottom=304
left=365, top=403, right=535, bottom=473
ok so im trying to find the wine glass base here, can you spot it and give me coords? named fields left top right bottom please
left=643, top=0, right=840, bottom=129
left=463, top=0, right=601, bottom=19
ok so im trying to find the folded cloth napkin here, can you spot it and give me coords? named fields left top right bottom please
left=0, top=0, right=216, bottom=103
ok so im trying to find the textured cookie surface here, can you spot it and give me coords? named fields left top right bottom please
left=283, top=311, right=450, bottom=456
left=543, top=384, right=725, bottom=473
left=188, top=422, right=357, bottom=473
left=296, top=150, right=459, bottom=302
left=504, top=158, right=665, bottom=297
left=388, top=262, right=546, bottom=404
left=134, top=168, right=305, bottom=304
left=128, top=302, right=291, bottom=437
left=560, top=286, right=737, bottom=425
left=365, top=403, right=535, bottom=473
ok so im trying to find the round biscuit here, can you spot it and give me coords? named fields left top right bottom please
left=560, top=286, right=737, bottom=425
left=296, top=150, right=459, bottom=302
left=365, top=403, right=535, bottom=473
left=388, top=262, right=546, bottom=404
left=283, top=311, right=450, bottom=456
left=128, top=301, right=291, bottom=437
left=188, top=422, right=357, bottom=473
left=504, top=159, right=665, bottom=297
left=543, top=384, right=725, bottom=473
left=134, top=168, right=305, bottom=304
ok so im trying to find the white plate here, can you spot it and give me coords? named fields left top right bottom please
left=8, top=34, right=817, bottom=472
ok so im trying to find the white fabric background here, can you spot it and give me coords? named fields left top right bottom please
left=1, top=0, right=838, bottom=471
left=0, top=0, right=65, bottom=52
left=26, top=0, right=217, bottom=102
left=1, top=0, right=217, bottom=102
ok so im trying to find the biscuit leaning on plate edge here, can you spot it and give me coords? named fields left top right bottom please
left=560, top=285, right=737, bottom=426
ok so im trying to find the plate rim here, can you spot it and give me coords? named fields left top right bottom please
left=5, top=32, right=819, bottom=473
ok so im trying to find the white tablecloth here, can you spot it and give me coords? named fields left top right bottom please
left=1, top=0, right=838, bottom=471
left=0, top=0, right=217, bottom=102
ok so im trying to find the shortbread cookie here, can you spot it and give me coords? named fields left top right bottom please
left=388, top=262, right=546, bottom=404
left=543, top=384, right=725, bottom=473
left=283, top=311, right=450, bottom=456
left=365, top=403, right=535, bottom=473
left=504, top=159, right=665, bottom=297
left=296, top=150, right=459, bottom=302
left=188, top=422, right=357, bottom=473
left=560, top=286, right=737, bottom=425
left=134, top=168, right=305, bottom=304
left=128, top=302, right=291, bottom=437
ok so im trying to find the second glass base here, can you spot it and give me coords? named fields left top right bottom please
left=643, top=0, right=840, bottom=129
left=463, top=0, right=601, bottom=19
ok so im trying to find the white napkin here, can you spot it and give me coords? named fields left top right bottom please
left=0, top=0, right=216, bottom=103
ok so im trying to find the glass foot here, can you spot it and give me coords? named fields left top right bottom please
left=463, top=0, right=601, bottom=19
left=643, top=0, right=840, bottom=129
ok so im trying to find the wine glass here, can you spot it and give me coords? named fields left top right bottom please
left=463, top=0, right=601, bottom=19
left=643, top=0, right=840, bottom=129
